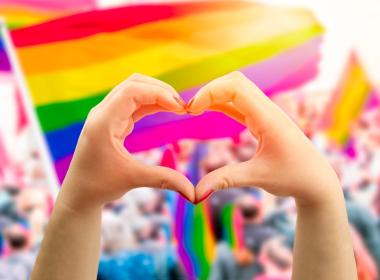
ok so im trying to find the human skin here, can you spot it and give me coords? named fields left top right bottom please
left=188, top=72, right=357, bottom=279
left=30, top=72, right=357, bottom=280
left=30, top=74, right=194, bottom=280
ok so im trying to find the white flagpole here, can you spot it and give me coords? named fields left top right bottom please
left=0, top=19, right=60, bottom=198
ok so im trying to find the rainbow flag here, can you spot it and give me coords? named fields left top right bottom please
left=0, top=34, right=10, bottom=180
left=0, top=0, right=95, bottom=29
left=221, top=204, right=244, bottom=250
left=321, top=52, right=375, bottom=145
left=0, top=36, right=11, bottom=71
left=174, top=143, right=216, bottom=280
left=154, top=146, right=215, bottom=279
left=11, top=1, right=324, bottom=182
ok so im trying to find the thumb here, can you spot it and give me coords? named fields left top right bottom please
left=142, top=165, right=195, bottom=203
left=194, top=159, right=265, bottom=204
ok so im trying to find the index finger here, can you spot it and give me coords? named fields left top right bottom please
left=107, top=80, right=185, bottom=118
left=91, top=80, right=186, bottom=139
left=187, top=72, right=292, bottom=136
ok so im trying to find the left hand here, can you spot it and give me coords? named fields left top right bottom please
left=60, top=74, right=195, bottom=211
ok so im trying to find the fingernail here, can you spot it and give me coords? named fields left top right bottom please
left=177, top=190, right=190, bottom=202
left=186, top=97, right=195, bottom=109
left=174, top=96, right=186, bottom=107
left=195, top=189, right=214, bottom=204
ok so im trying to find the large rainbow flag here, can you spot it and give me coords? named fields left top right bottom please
left=321, top=52, right=377, bottom=145
left=10, top=1, right=324, bottom=182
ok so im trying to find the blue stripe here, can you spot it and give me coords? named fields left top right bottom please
left=44, top=113, right=189, bottom=161
left=0, top=37, right=11, bottom=71
left=0, top=37, right=5, bottom=50
left=45, top=122, right=83, bottom=161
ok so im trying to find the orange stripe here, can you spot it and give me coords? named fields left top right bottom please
left=17, top=5, right=318, bottom=75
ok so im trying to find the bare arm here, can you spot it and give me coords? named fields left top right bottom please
left=30, top=74, right=194, bottom=280
left=293, top=194, right=356, bottom=279
left=30, top=190, right=102, bottom=280
left=188, top=71, right=357, bottom=280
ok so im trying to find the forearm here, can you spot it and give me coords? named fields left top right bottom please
left=29, top=75, right=192, bottom=280
left=31, top=183, right=102, bottom=280
left=292, top=185, right=357, bottom=280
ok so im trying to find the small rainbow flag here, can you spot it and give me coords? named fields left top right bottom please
left=10, top=1, right=324, bottom=182
left=221, top=203, right=245, bottom=250
left=321, top=52, right=376, bottom=145
left=174, top=143, right=216, bottom=280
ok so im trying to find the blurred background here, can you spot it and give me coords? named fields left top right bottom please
left=0, top=0, right=379, bottom=279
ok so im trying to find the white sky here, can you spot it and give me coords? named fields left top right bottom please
left=258, top=0, right=380, bottom=91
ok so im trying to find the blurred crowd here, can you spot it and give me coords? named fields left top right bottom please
left=0, top=151, right=54, bottom=279
left=1, top=90, right=380, bottom=280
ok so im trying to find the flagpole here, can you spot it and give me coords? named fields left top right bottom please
left=0, top=19, right=60, bottom=198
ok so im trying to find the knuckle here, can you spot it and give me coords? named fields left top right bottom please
left=82, top=117, right=97, bottom=139
left=219, top=176, right=232, bottom=190
left=87, top=106, right=98, bottom=118
left=123, top=82, right=142, bottom=102
left=82, top=106, right=105, bottom=139
left=228, top=78, right=247, bottom=101
left=113, top=79, right=127, bottom=91
left=85, top=106, right=100, bottom=128
left=124, top=81, right=138, bottom=92
left=167, top=84, right=177, bottom=94
left=160, top=177, right=170, bottom=190
left=128, top=72, right=144, bottom=80
left=229, top=71, right=245, bottom=80
left=229, top=72, right=250, bottom=89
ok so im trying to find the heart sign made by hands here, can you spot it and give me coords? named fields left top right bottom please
left=61, top=72, right=340, bottom=210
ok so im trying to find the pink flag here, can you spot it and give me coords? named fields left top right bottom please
left=160, top=147, right=177, bottom=169
left=0, top=133, right=10, bottom=178
left=15, top=89, right=29, bottom=133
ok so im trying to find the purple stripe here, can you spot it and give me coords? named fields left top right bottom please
left=175, top=197, right=196, bottom=279
left=0, top=50, right=11, bottom=71
left=54, top=111, right=245, bottom=182
left=266, top=54, right=319, bottom=94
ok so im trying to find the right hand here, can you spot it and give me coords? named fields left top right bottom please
left=187, top=71, right=342, bottom=206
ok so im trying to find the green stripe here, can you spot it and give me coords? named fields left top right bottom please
left=221, top=204, right=235, bottom=248
left=36, top=24, right=323, bottom=132
left=7, top=22, right=26, bottom=30
left=36, top=94, right=105, bottom=132
left=193, top=205, right=211, bottom=280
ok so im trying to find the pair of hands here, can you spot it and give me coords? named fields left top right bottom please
left=62, top=72, right=340, bottom=209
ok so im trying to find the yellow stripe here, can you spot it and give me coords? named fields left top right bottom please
left=26, top=28, right=322, bottom=106
left=327, top=64, right=371, bottom=143
left=0, top=5, right=62, bottom=26
left=18, top=5, right=319, bottom=75
left=204, top=211, right=216, bottom=262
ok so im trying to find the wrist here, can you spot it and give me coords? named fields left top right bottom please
left=57, top=180, right=104, bottom=215
left=294, top=177, right=344, bottom=209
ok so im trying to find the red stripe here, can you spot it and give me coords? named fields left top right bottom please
left=11, top=2, right=250, bottom=47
